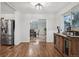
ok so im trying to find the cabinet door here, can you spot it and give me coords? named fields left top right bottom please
left=56, top=36, right=59, bottom=48
left=55, top=36, right=64, bottom=54
left=69, top=39, right=79, bottom=56
left=59, top=37, right=64, bottom=53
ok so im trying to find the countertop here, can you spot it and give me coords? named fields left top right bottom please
left=54, top=33, right=79, bottom=38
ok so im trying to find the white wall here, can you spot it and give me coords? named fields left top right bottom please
left=0, top=2, right=15, bottom=18
left=1, top=2, right=15, bottom=14
left=0, top=3, right=1, bottom=14
left=0, top=14, right=15, bottom=19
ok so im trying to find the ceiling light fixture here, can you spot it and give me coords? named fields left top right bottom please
left=31, top=2, right=47, bottom=10
left=35, top=3, right=42, bottom=10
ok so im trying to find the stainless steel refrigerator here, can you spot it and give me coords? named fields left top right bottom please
left=0, top=18, right=15, bottom=45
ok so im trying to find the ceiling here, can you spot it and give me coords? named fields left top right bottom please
left=5, top=2, right=72, bottom=14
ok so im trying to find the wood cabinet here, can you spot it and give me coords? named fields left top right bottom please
left=68, top=38, right=79, bottom=56
left=54, top=33, right=79, bottom=57
left=54, top=33, right=65, bottom=56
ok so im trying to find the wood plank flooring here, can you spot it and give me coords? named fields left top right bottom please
left=0, top=39, right=62, bottom=57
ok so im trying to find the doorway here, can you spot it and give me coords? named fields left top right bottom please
left=30, top=19, right=47, bottom=43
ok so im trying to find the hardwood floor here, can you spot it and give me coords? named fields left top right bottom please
left=0, top=40, right=62, bottom=57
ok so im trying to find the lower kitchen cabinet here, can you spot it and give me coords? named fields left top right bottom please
left=54, top=33, right=79, bottom=57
